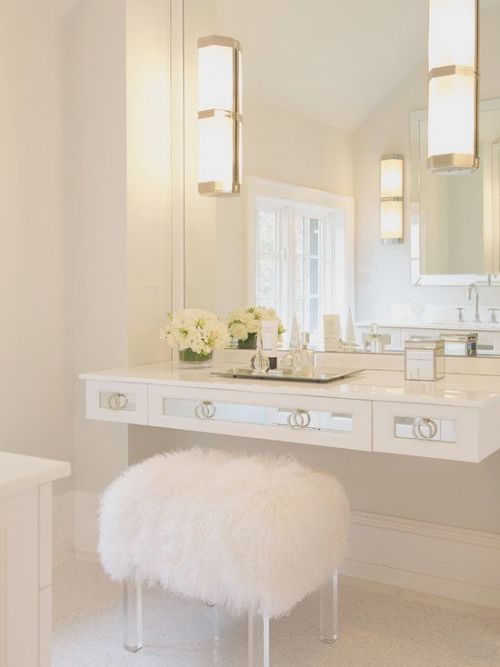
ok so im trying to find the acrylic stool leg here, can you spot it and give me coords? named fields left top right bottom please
left=248, top=612, right=270, bottom=667
left=123, top=576, right=143, bottom=652
left=320, top=570, right=339, bottom=643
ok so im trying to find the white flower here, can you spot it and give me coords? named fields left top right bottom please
left=229, top=322, right=248, bottom=340
left=227, top=305, right=285, bottom=341
left=159, top=308, right=229, bottom=354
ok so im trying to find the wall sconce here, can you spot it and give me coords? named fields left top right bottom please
left=380, top=154, right=404, bottom=244
left=197, top=35, right=242, bottom=196
left=427, top=0, right=479, bottom=174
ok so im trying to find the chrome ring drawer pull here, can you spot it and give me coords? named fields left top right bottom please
left=195, top=401, right=216, bottom=420
left=412, top=417, right=438, bottom=440
left=287, top=409, right=311, bottom=430
left=108, top=393, right=128, bottom=411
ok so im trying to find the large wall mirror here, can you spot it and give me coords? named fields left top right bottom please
left=179, top=0, right=500, bottom=356
left=181, top=0, right=363, bottom=343
left=410, top=100, right=500, bottom=286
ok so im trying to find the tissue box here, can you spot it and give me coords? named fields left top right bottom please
left=404, top=338, right=445, bottom=381
left=439, top=333, right=477, bottom=357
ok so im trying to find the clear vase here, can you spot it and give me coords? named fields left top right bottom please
left=237, top=333, right=257, bottom=350
left=178, top=348, right=213, bottom=369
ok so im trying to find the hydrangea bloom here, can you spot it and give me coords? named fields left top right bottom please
left=227, top=306, right=285, bottom=342
left=159, top=309, right=229, bottom=356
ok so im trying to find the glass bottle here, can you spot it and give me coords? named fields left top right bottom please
left=299, top=332, right=315, bottom=373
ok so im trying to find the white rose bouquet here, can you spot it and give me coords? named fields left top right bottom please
left=227, top=306, right=285, bottom=349
left=160, top=308, right=229, bottom=365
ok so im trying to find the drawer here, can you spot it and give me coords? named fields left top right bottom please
left=148, top=385, right=372, bottom=451
left=373, top=401, right=480, bottom=461
left=85, top=380, right=148, bottom=424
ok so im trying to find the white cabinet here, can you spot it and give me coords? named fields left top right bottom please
left=0, top=453, right=70, bottom=667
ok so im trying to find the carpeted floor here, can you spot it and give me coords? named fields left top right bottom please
left=53, top=559, right=500, bottom=666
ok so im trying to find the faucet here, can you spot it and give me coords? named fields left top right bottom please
left=467, top=283, right=481, bottom=323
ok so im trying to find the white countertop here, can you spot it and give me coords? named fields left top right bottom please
left=0, top=452, right=71, bottom=499
left=80, top=362, right=500, bottom=408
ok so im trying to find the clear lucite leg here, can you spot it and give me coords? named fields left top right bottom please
left=320, top=570, right=339, bottom=643
left=248, top=612, right=270, bottom=667
left=123, top=576, right=143, bottom=652
left=210, top=604, right=220, bottom=663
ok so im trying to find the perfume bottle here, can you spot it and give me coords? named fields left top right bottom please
left=250, top=334, right=270, bottom=373
left=280, top=348, right=301, bottom=373
left=299, top=332, right=315, bottom=373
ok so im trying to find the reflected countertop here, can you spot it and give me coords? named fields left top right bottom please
left=356, top=320, right=500, bottom=332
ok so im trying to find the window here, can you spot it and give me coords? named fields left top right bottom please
left=248, top=179, right=354, bottom=345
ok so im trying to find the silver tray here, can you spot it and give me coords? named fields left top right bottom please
left=211, top=367, right=363, bottom=383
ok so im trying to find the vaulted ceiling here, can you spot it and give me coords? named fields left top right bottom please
left=215, top=0, right=500, bottom=132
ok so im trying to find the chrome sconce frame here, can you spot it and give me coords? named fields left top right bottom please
left=197, top=35, right=242, bottom=196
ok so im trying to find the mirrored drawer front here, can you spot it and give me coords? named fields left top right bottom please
left=149, top=386, right=372, bottom=451
left=373, top=401, right=479, bottom=462
left=394, top=416, right=456, bottom=443
left=272, top=408, right=320, bottom=429
left=320, top=412, right=354, bottom=433
left=161, top=400, right=357, bottom=434
left=163, top=398, right=271, bottom=425
left=86, top=380, right=148, bottom=424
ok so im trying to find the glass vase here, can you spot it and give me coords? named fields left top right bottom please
left=237, top=333, right=257, bottom=350
left=178, top=348, right=213, bottom=369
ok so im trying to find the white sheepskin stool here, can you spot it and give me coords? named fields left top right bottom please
left=99, top=447, right=349, bottom=665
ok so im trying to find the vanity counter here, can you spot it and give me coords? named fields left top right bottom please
left=81, top=362, right=500, bottom=463
left=80, top=362, right=500, bottom=409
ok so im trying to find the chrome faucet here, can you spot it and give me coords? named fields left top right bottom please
left=467, top=283, right=481, bottom=323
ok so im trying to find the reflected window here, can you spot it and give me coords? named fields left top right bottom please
left=254, top=196, right=338, bottom=342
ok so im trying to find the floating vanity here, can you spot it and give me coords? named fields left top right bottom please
left=81, top=362, right=500, bottom=463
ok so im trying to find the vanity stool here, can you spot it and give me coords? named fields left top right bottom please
left=98, top=447, right=349, bottom=666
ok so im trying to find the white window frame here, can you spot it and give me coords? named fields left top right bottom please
left=246, top=177, right=355, bottom=338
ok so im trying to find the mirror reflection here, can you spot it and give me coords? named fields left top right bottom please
left=183, top=0, right=500, bottom=357
left=411, top=101, right=500, bottom=281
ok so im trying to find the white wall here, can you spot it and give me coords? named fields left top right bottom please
left=64, top=0, right=171, bottom=515
left=64, top=0, right=130, bottom=495
left=354, top=5, right=500, bottom=323
left=0, top=4, right=74, bottom=495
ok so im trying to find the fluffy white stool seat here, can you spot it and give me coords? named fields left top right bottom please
left=99, top=447, right=349, bottom=619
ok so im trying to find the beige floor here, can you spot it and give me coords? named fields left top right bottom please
left=53, top=560, right=500, bottom=667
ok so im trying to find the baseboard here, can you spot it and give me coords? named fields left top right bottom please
left=346, top=510, right=500, bottom=609
left=72, top=490, right=500, bottom=609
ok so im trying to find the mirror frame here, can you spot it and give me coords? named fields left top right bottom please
left=410, top=98, right=500, bottom=286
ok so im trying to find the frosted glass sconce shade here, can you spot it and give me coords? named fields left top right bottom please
left=380, top=154, right=404, bottom=244
left=198, top=35, right=242, bottom=195
left=427, top=0, right=479, bottom=174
